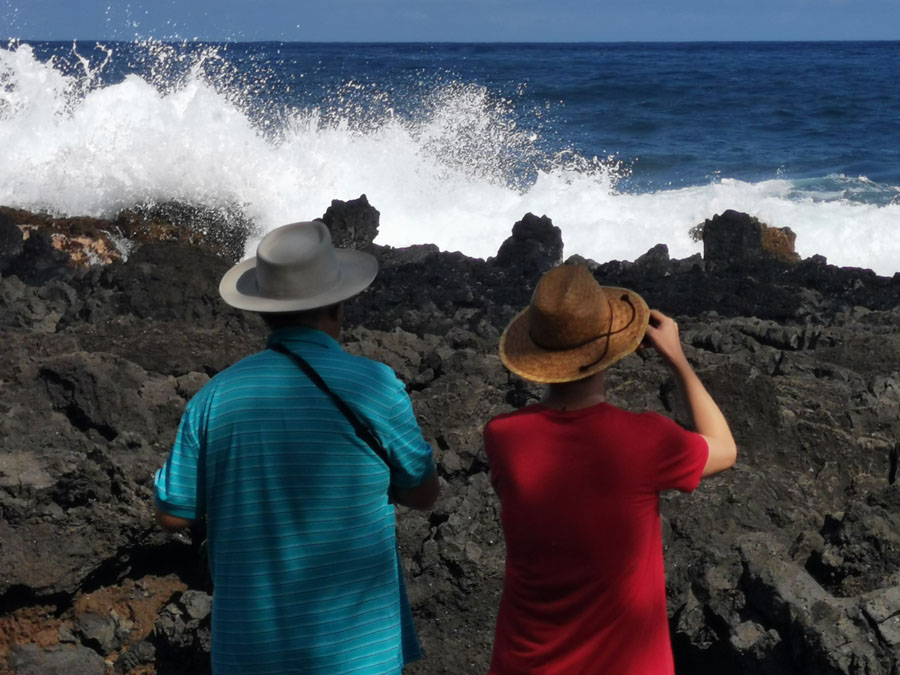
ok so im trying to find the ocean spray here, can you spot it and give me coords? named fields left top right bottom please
left=1, top=41, right=898, bottom=274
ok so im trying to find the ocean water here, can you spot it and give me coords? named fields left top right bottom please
left=1, top=40, right=898, bottom=273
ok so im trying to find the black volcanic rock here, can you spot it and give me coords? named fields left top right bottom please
left=634, top=242, right=670, bottom=273
left=7, top=644, right=107, bottom=675
left=318, top=194, right=381, bottom=250
left=702, top=209, right=768, bottom=262
left=0, top=212, right=24, bottom=273
left=493, top=212, right=563, bottom=277
left=1, top=204, right=899, bottom=675
left=701, top=209, right=800, bottom=265
left=5, top=230, right=70, bottom=286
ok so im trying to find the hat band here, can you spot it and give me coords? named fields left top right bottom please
left=529, top=294, right=637, bottom=373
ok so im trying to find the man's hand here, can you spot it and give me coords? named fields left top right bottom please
left=392, top=471, right=439, bottom=510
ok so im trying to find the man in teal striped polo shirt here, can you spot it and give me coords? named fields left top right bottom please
left=154, top=221, right=439, bottom=674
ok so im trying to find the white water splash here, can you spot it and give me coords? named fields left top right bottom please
left=1, top=41, right=898, bottom=275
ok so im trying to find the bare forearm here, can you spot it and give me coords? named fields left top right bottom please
left=155, top=508, right=192, bottom=532
left=671, top=358, right=736, bottom=475
left=672, top=360, right=730, bottom=439
left=644, top=309, right=736, bottom=476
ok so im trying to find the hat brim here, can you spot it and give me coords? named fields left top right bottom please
left=499, top=288, right=650, bottom=383
left=218, top=249, right=378, bottom=312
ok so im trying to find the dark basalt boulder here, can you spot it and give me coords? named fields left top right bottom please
left=492, top=212, right=563, bottom=277
left=4, top=230, right=71, bottom=286
left=318, top=194, right=381, bottom=250
left=144, top=590, right=213, bottom=675
left=0, top=211, right=25, bottom=273
left=700, top=209, right=800, bottom=265
left=634, top=242, right=670, bottom=273
left=805, top=496, right=900, bottom=597
left=7, top=644, right=107, bottom=675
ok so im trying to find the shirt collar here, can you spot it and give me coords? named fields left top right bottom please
left=266, top=325, right=342, bottom=351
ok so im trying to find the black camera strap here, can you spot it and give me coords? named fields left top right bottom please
left=268, top=343, right=390, bottom=468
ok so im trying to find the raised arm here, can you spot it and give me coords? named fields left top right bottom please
left=643, top=310, right=737, bottom=477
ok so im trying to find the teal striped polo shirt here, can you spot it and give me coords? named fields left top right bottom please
left=154, top=326, right=436, bottom=674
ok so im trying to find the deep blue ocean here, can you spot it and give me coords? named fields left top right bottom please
left=1, top=40, right=898, bottom=272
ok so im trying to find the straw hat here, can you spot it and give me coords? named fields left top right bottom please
left=219, top=221, right=378, bottom=312
left=500, top=265, right=649, bottom=383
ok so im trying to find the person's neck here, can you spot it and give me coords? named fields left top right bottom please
left=311, top=320, right=342, bottom=340
left=540, top=372, right=608, bottom=411
left=276, top=323, right=340, bottom=339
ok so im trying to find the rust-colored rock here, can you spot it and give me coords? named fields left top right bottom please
left=20, top=225, right=124, bottom=266
left=0, top=202, right=257, bottom=271
left=760, top=222, right=800, bottom=263
left=0, top=206, right=125, bottom=268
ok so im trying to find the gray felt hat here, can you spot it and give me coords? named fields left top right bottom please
left=219, top=221, right=378, bottom=312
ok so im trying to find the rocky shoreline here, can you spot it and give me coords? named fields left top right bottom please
left=1, top=199, right=899, bottom=674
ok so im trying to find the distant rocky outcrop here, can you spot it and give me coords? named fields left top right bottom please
left=1, top=199, right=899, bottom=674
left=0, top=202, right=255, bottom=275
left=317, top=193, right=381, bottom=250
left=493, top=212, right=563, bottom=277
left=697, top=208, right=800, bottom=264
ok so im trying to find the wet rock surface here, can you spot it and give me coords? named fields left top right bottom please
left=1, top=198, right=899, bottom=674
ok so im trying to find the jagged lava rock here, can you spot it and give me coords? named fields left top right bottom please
left=492, top=212, right=563, bottom=277
left=318, top=194, right=381, bottom=250
left=0, top=211, right=25, bottom=271
left=0, top=203, right=899, bottom=675
left=702, top=209, right=800, bottom=264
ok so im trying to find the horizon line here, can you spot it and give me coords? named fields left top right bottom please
left=6, top=37, right=900, bottom=45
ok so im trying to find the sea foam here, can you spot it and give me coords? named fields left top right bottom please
left=1, top=41, right=898, bottom=275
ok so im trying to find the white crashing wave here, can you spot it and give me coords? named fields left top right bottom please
left=1, top=41, right=898, bottom=275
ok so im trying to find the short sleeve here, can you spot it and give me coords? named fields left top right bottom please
left=643, top=413, right=709, bottom=493
left=483, top=418, right=504, bottom=498
left=153, top=402, right=204, bottom=520
left=370, top=366, right=436, bottom=490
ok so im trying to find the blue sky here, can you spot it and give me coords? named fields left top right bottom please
left=3, top=0, right=900, bottom=42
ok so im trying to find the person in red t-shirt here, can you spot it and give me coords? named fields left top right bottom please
left=484, top=264, right=737, bottom=675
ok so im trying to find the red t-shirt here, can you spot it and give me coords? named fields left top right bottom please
left=484, top=402, right=708, bottom=675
